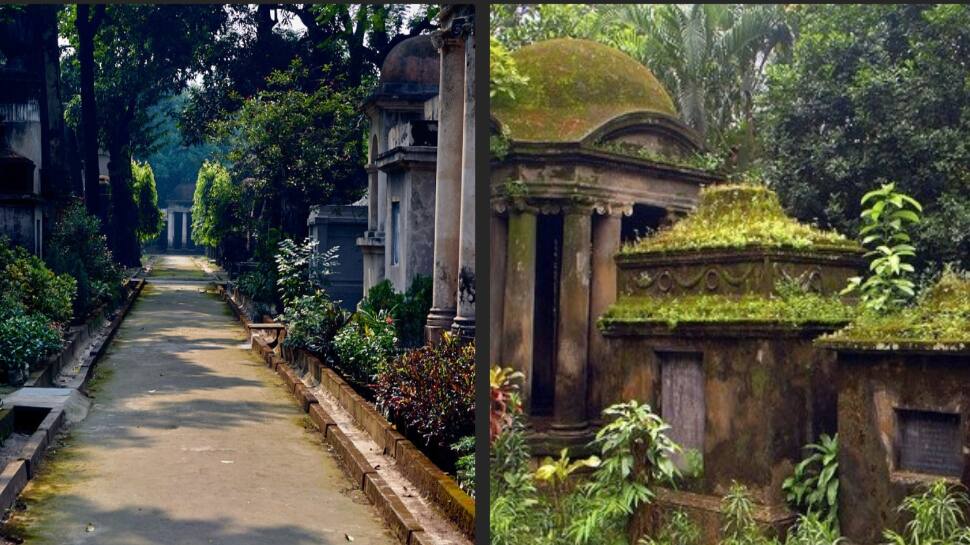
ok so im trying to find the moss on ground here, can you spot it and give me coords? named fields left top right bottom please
left=491, top=38, right=676, bottom=142
left=600, top=290, right=856, bottom=329
left=822, top=269, right=970, bottom=346
left=621, top=184, right=860, bottom=255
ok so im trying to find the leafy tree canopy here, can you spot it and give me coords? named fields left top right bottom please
left=759, top=4, right=970, bottom=273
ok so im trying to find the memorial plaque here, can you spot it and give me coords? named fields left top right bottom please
left=897, top=409, right=962, bottom=477
left=660, top=352, right=705, bottom=468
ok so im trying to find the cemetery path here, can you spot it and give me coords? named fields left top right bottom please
left=6, top=254, right=394, bottom=545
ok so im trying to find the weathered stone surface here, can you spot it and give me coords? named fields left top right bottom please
left=364, top=473, right=424, bottom=545
left=833, top=348, right=970, bottom=544
left=0, top=460, right=28, bottom=513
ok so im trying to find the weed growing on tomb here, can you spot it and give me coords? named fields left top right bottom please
left=783, top=434, right=839, bottom=530
left=621, top=185, right=858, bottom=254
left=883, top=481, right=970, bottom=545
left=822, top=267, right=970, bottom=346
left=638, top=510, right=700, bottom=545
left=841, top=183, right=921, bottom=313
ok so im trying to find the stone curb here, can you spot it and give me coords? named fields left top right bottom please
left=0, top=279, right=143, bottom=515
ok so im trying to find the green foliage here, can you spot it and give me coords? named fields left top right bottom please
left=278, top=291, right=349, bottom=365
left=824, top=267, right=970, bottom=345
left=785, top=513, right=843, bottom=545
left=490, top=397, right=684, bottom=545
left=333, top=308, right=397, bottom=385
left=451, top=436, right=475, bottom=497
left=130, top=159, right=163, bottom=243
left=0, top=237, right=76, bottom=325
left=0, top=309, right=63, bottom=386
left=761, top=4, right=970, bottom=273
left=489, top=36, right=529, bottom=104
left=359, top=276, right=432, bottom=349
left=638, top=511, right=701, bottom=545
left=374, top=333, right=473, bottom=448
left=841, top=183, right=921, bottom=313
left=275, top=237, right=338, bottom=309
left=722, top=482, right=775, bottom=545
left=236, top=270, right=276, bottom=304
left=883, top=481, right=970, bottom=545
left=191, top=161, right=240, bottom=249
left=46, top=202, right=124, bottom=317
left=783, top=434, right=839, bottom=529
left=601, top=290, right=855, bottom=329
left=623, top=185, right=857, bottom=255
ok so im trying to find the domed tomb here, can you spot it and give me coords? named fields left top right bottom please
left=491, top=38, right=690, bottom=148
left=373, top=34, right=440, bottom=100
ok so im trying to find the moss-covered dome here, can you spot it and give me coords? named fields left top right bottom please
left=622, top=184, right=860, bottom=254
left=491, top=38, right=677, bottom=142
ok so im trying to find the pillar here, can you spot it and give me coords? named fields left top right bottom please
left=452, top=28, right=475, bottom=339
left=489, top=211, right=507, bottom=365
left=501, top=208, right=536, bottom=412
left=425, top=30, right=466, bottom=342
left=588, top=212, right=622, bottom=418
left=366, top=163, right=378, bottom=232
left=181, top=211, right=188, bottom=249
left=166, top=209, right=174, bottom=248
left=553, top=208, right=592, bottom=430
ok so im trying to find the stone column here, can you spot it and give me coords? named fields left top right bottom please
left=587, top=212, right=622, bottom=417
left=553, top=208, right=592, bottom=430
left=166, top=209, right=174, bottom=248
left=489, top=211, right=507, bottom=365
left=366, top=163, right=378, bottom=232
left=452, top=28, right=475, bottom=339
left=425, top=31, right=466, bottom=343
left=501, top=207, right=536, bottom=412
left=181, top=211, right=188, bottom=249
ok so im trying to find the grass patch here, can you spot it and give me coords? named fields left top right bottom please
left=822, top=269, right=970, bottom=346
left=621, top=184, right=859, bottom=254
left=600, top=290, right=856, bottom=329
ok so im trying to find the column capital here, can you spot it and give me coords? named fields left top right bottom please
left=430, top=29, right=465, bottom=51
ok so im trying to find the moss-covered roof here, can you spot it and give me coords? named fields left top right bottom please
left=821, top=270, right=970, bottom=348
left=621, top=184, right=860, bottom=255
left=600, top=291, right=856, bottom=330
left=491, top=38, right=677, bottom=143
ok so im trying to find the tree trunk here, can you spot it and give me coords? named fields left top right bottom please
left=76, top=5, right=105, bottom=224
left=107, top=131, right=141, bottom=267
left=30, top=5, right=73, bottom=202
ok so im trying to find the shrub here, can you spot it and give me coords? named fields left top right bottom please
left=0, top=237, right=76, bottom=324
left=783, top=434, right=839, bottom=529
left=333, top=308, right=397, bottom=384
left=360, top=275, right=433, bottom=348
left=46, top=201, right=124, bottom=316
left=131, top=160, right=163, bottom=243
left=375, top=333, right=473, bottom=447
left=237, top=270, right=276, bottom=303
left=279, top=291, right=349, bottom=363
left=276, top=237, right=338, bottom=308
left=0, top=309, right=62, bottom=385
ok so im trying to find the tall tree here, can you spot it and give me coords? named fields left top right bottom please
left=75, top=4, right=105, bottom=223
left=62, top=5, right=227, bottom=265
left=760, top=4, right=970, bottom=272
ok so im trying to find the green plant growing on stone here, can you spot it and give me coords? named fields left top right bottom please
left=451, top=435, right=475, bottom=497
left=841, top=183, right=922, bottom=313
left=785, top=513, right=844, bottom=545
left=722, top=482, right=775, bottom=545
left=638, top=510, right=700, bottom=545
left=883, top=481, right=970, bottom=545
left=782, top=434, right=839, bottom=530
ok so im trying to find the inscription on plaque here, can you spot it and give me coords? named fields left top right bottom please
left=897, top=409, right=962, bottom=477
